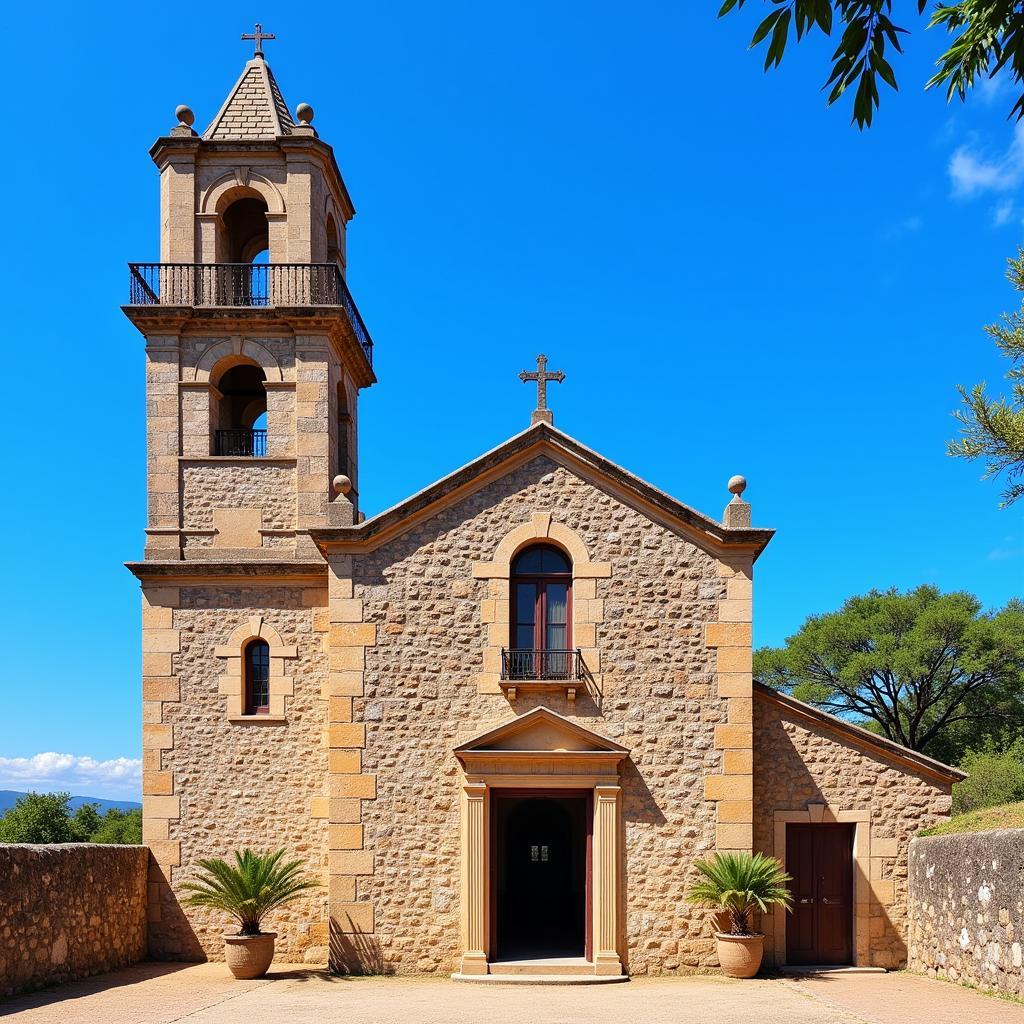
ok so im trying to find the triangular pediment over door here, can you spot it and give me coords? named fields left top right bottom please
left=454, top=706, right=628, bottom=778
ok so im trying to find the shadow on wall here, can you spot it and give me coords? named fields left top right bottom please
left=149, top=861, right=210, bottom=962
left=329, top=921, right=394, bottom=975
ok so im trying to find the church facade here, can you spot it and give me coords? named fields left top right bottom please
left=125, top=42, right=962, bottom=979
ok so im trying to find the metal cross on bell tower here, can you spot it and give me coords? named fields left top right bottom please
left=519, top=354, right=565, bottom=426
left=242, top=22, right=276, bottom=58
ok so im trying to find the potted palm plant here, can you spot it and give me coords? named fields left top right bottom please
left=181, top=848, right=321, bottom=979
left=686, top=851, right=793, bottom=978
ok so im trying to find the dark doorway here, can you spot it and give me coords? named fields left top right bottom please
left=786, top=823, right=854, bottom=965
left=492, top=792, right=591, bottom=961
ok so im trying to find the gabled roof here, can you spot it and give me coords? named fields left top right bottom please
left=753, top=682, right=967, bottom=783
left=204, top=56, right=295, bottom=140
left=311, top=421, right=775, bottom=559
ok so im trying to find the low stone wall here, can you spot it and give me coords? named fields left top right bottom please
left=0, top=844, right=149, bottom=998
left=908, top=829, right=1024, bottom=998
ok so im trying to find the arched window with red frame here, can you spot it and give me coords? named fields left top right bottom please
left=508, top=544, right=573, bottom=679
left=244, top=639, right=271, bottom=714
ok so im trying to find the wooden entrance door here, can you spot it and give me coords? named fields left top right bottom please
left=786, top=824, right=854, bottom=965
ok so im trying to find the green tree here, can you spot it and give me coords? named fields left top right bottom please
left=90, top=808, right=143, bottom=845
left=0, top=792, right=79, bottom=843
left=754, top=586, right=1024, bottom=758
left=952, top=739, right=1024, bottom=814
left=71, top=802, right=102, bottom=842
left=720, top=1, right=1024, bottom=128
left=0, top=794, right=143, bottom=845
left=948, top=249, right=1024, bottom=508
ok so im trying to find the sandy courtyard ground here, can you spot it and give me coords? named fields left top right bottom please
left=3, top=963, right=1023, bottom=1024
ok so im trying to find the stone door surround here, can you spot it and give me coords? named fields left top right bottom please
left=771, top=804, right=898, bottom=968
left=453, top=707, right=628, bottom=978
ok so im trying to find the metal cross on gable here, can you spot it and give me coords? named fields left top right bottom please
left=519, top=353, right=565, bottom=426
left=242, top=23, right=276, bottom=58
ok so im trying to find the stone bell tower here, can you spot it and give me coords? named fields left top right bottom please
left=124, top=30, right=374, bottom=563
left=124, top=30, right=374, bottom=958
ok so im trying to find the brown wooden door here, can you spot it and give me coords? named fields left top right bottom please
left=786, top=824, right=853, bottom=965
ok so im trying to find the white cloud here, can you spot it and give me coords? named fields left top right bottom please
left=988, top=536, right=1024, bottom=561
left=977, top=74, right=1011, bottom=107
left=0, top=752, right=142, bottom=800
left=994, top=200, right=1016, bottom=226
left=949, top=122, right=1024, bottom=197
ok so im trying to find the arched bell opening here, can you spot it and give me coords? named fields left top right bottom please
left=212, top=359, right=268, bottom=457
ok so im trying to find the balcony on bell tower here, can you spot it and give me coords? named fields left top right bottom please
left=123, top=31, right=374, bottom=562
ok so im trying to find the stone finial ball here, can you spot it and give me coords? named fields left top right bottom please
left=333, top=474, right=353, bottom=496
left=727, top=474, right=747, bottom=497
left=296, top=102, right=315, bottom=124
left=175, top=104, right=195, bottom=127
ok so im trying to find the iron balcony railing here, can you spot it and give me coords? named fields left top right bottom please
left=215, top=428, right=267, bottom=457
left=501, top=648, right=584, bottom=682
left=128, top=263, right=373, bottom=365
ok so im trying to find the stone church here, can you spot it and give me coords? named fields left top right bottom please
left=125, top=37, right=963, bottom=979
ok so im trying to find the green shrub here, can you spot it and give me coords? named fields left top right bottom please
left=952, top=740, right=1024, bottom=815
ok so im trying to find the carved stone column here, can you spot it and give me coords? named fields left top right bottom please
left=593, top=784, right=623, bottom=975
left=459, top=781, right=488, bottom=975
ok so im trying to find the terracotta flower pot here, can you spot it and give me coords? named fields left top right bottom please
left=223, top=931, right=277, bottom=979
left=715, top=932, right=764, bottom=979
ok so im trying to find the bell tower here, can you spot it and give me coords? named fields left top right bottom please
left=124, top=32, right=374, bottom=562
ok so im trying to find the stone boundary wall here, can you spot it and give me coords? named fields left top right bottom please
left=0, top=844, right=149, bottom=998
left=908, top=829, right=1024, bottom=998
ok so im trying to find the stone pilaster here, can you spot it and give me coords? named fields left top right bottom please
left=141, top=586, right=181, bottom=926
left=705, top=552, right=754, bottom=854
left=593, top=785, right=623, bottom=975
left=295, top=336, right=332, bottom=552
left=145, top=337, right=182, bottom=559
left=458, top=782, right=488, bottom=976
left=322, top=553, right=378, bottom=972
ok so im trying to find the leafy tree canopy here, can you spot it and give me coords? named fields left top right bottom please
left=0, top=792, right=82, bottom=844
left=948, top=249, right=1024, bottom=507
left=0, top=792, right=142, bottom=845
left=754, top=585, right=1024, bottom=760
left=720, top=1, right=1024, bottom=128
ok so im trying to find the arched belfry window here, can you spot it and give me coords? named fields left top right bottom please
left=214, top=361, right=268, bottom=456
left=222, top=196, right=270, bottom=263
left=244, top=639, right=271, bottom=715
left=508, top=544, right=572, bottom=680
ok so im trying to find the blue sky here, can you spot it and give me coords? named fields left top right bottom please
left=0, top=2, right=1020, bottom=798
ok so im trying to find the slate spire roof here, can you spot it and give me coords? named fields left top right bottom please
left=203, top=55, right=295, bottom=140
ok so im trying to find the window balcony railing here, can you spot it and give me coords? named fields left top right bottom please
left=215, top=428, right=267, bottom=457
left=127, top=262, right=373, bottom=365
left=501, top=649, right=584, bottom=682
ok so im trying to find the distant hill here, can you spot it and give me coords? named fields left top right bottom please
left=0, top=791, right=142, bottom=815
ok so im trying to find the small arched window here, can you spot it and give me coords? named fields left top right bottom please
left=509, top=544, right=572, bottom=679
left=244, top=639, right=271, bottom=715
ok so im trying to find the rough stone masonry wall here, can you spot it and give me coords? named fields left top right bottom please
left=909, top=830, right=1024, bottom=998
left=351, top=456, right=728, bottom=976
left=753, top=697, right=952, bottom=969
left=0, top=845, right=148, bottom=998
left=147, top=584, right=329, bottom=961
